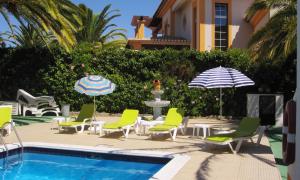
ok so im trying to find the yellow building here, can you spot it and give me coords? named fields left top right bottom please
left=127, top=0, right=272, bottom=51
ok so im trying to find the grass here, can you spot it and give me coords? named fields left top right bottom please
left=12, top=116, right=55, bottom=126
left=266, top=127, right=287, bottom=180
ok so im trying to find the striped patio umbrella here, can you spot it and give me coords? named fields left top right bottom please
left=74, top=75, right=116, bottom=119
left=189, top=66, right=254, bottom=116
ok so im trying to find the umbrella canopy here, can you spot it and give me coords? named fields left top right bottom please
left=75, top=75, right=116, bottom=96
left=189, top=66, right=254, bottom=88
left=189, top=66, right=254, bottom=116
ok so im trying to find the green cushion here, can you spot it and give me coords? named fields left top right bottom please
left=103, top=109, right=139, bottom=129
left=206, top=136, right=233, bottom=142
left=0, top=106, right=12, bottom=128
left=206, top=133, right=234, bottom=142
left=103, top=122, right=123, bottom=129
left=149, top=124, right=177, bottom=131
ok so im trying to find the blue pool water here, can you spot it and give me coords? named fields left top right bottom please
left=0, top=147, right=169, bottom=180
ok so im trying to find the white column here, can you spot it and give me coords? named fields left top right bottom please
left=290, top=1, right=300, bottom=179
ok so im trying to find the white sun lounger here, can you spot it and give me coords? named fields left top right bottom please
left=16, top=89, right=60, bottom=116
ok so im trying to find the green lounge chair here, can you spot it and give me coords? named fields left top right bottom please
left=58, top=104, right=94, bottom=133
left=102, top=109, right=139, bottom=138
left=204, top=117, right=260, bottom=154
left=149, top=108, right=183, bottom=141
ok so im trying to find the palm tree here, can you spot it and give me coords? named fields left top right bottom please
left=5, top=24, right=55, bottom=48
left=245, top=0, right=296, bottom=60
left=75, top=4, right=127, bottom=48
left=0, top=0, right=81, bottom=51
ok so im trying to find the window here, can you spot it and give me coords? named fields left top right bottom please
left=215, top=3, right=228, bottom=50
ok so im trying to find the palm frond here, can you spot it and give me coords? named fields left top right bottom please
left=247, top=0, right=296, bottom=60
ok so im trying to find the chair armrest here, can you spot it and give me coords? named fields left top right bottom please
left=83, top=118, right=92, bottom=123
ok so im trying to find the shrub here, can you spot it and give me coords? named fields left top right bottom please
left=0, top=47, right=295, bottom=116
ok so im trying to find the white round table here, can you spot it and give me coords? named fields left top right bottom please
left=89, top=121, right=105, bottom=135
left=192, top=124, right=213, bottom=139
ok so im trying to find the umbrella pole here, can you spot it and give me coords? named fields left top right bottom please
left=93, top=96, right=96, bottom=121
left=220, top=88, right=223, bottom=118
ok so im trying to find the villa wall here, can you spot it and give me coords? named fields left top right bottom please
left=174, top=1, right=193, bottom=40
left=231, top=0, right=254, bottom=48
left=204, top=0, right=213, bottom=50
left=202, top=0, right=254, bottom=50
left=162, top=9, right=172, bottom=35
left=149, top=0, right=271, bottom=51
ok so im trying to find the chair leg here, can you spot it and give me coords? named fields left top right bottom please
left=257, top=126, right=266, bottom=145
left=123, top=126, right=130, bottom=138
left=192, top=127, right=195, bottom=137
left=134, top=124, right=139, bottom=135
left=203, top=127, right=207, bottom=139
left=180, top=127, right=184, bottom=135
left=228, top=143, right=235, bottom=154
left=22, top=107, right=26, bottom=116
left=235, top=139, right=243, bottom=153
left=171, top=129, right=178, bottom=141
left=18, top=104, right=22, bottom=115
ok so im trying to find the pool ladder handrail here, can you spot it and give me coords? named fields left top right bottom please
left=0, top=121, right=24, bottom=168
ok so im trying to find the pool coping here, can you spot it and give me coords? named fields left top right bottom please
left=0, top=142, right=190, bottom=180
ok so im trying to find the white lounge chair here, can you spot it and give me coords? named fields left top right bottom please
left=16, top=89, right=60, bottom=116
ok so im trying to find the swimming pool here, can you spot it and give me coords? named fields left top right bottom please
left=0, top=143, right=189, bottom=180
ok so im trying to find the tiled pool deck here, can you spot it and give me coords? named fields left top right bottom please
left=4, top=115, right=282, bottom=180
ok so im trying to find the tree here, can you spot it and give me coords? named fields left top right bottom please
left=75, top=4, right=127, bottom=48
left=245, top=0, right=296, bottom=60
left=4, top=24, right=55, bottom=48
left=0, top=0, right=81, bottom=51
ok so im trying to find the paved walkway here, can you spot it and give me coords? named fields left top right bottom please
left=4, top=116, right=281, bottom=180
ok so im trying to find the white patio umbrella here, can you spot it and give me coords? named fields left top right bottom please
left=189, top=66, right=254, bottom=116
left=74, top=75, right=116, bottom=120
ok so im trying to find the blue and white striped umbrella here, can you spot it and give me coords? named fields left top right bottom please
left=189, top=66, right=254, bottom=116
left=189, top=66, right=254, bottom=88
left=74, top=75, right=116, bottom=96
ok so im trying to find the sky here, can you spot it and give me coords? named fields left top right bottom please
left=0, top=0, right=161, bottom=38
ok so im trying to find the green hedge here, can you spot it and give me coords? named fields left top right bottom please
left=0, top=46, right=296, bottom=116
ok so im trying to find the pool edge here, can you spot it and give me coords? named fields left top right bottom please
left=0, top=142, right=190, bottom=180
